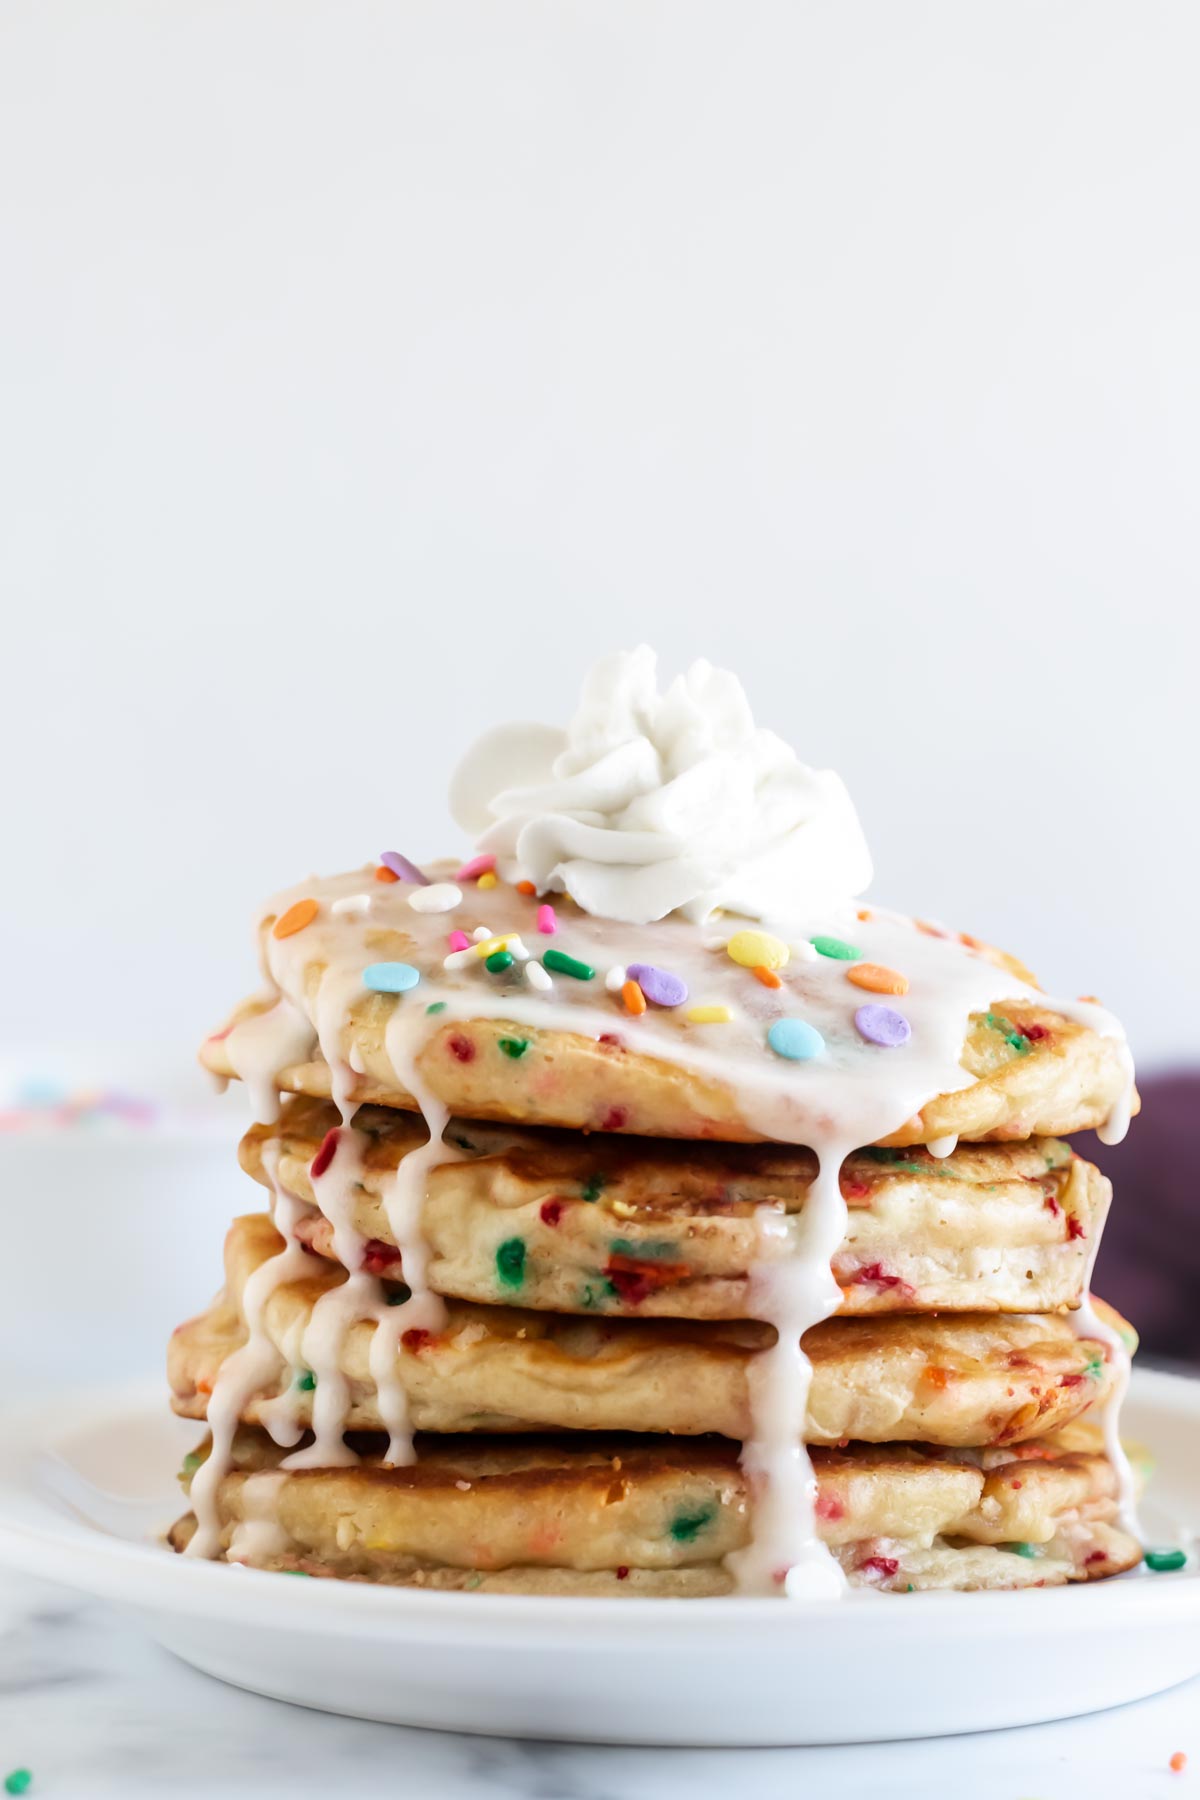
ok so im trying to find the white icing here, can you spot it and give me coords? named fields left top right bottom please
left=448, top=646, right=873, bottom=927
left=926, top=1134, right=958, bottom=1158
left=1075, top=1210, right=1141, bottom=1539
left=221, top=995, right=315, bottom=1125
left=225, top=1471, right=289, bottom=1566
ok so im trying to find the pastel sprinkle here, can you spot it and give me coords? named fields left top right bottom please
left=448, top=930, right=471, bottom=952
left=498, top=1036, right=529, bottom=1058
left=1170, top=1752, right=1187, bottom=1773
left=621, top=979, right=647, bottom=1016
left=605, top=965, right=628, bottom=993
left=472, top=927, right=493, bottom=943
left=688, top=1004, right=732, bottom=1024
left=477, top=871, right=498, bottom=889
left=473, top=934, right=516, bottom=960
left=1011, top=1541, right=1037, bottom=1559
left=752, top=965, right=782, bottom=989
left=811, top=935, right=861, bottom=961
left=537, top=904, right=558, bottom=935
left=456, top=854, right=497, bottom=882
left=363, top=961, right=421, bottom=994
left=627, top=962, right=688, bottom=1007
left=272, top=898, right=318, bottom=939
left=847, top=963, right=909, bottom=997
left=380, top=850, right=429, bottom=886
left=374, top=865, right=400, bottom=883
left=727, top=929, right=789, bottom=970
left=485, top=949, right=514, bottom=973
left=855, top=1004, right=911, bottom=1048
left=543, top=949, right=595, bottom=981
left=1145, top=1548, right=1187, bottom=1572
left=331, top=893, right=371, bottom=917
left=767, top=1018, right=825, bottom=1061
left=408, top=882, right=462, bottom=914
left=526, top=961, right=553, bottom=991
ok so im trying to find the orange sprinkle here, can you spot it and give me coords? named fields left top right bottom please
left=621, top=979, right=647, bottom=1016
left=752, top=964, right=782, bottom=989
left=856, top=907, right=872, bottom=921
left=272, top=898, right=319, bottom=939
left=196, top=1376, right=213, bottom=1396
left=1170, top=1752, right=1187, bottom=1774
left=847, top=963, right=909, bottom=997
left=922, top=1365, right=950, bottom=1391
left=1078, top=993, right=1102, bottom=1005
left=374, top=864, right=400, bottom=883
left=516, top=880, right=537, bottom=895
left=915, top=919, right=945, bottom=937
left=960, top=932, right=985, bottom=951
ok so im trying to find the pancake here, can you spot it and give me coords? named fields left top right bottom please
left=167, top=1425, right=1141, bottom=1594
left=169, top=1213, right=1131, bottom=1447
left=199, top=865, right=1135, bottom=1146
left=241, top=1095, right=1109, bottom=1320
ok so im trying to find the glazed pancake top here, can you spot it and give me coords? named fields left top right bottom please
left=241, top=1097, right=1110, bottom=1320
left=169, top=1213, right=1132, bottom=1449
left=168, top=1423, right=1141, bottom=1596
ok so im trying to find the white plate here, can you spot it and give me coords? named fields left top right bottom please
left=0, top=1372, right=1198, bottom=1747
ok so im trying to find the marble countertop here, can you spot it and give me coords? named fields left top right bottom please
left=1, top=1569, right=1197, bottom=1800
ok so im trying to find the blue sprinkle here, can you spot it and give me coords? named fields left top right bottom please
left=767, top=1018, right=825, bottom=1061
left=362, top=961, right=421, bottom=994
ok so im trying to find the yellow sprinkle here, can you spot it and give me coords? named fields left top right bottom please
left=688, top=1004, right=732, bottom=1024
left=726, top=929, right=789, bottom=971
left=472, top=933, right=515, bottom=959
left=477, top=871, right=498, bottom=889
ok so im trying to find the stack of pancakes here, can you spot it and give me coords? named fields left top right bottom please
left=170, top=863, right=1141, bottom=1597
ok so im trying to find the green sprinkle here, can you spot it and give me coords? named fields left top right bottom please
left=181, top=1450, right=203, bottom=1477
left=1085, top=1354, right=1104, bottom=1380
left=580, top=1283, right=599, bottom=1309
left=862, top=1147, right=903, bottom=1163
left=1145, top=1547, right=1187, bottom=1572
left=426, top=1001, right=447, bottom=1014
left=385, top=1283, right=413, bottom=1306
left=810, top=935, right=861, bottom=961
left=498, top=1036, right=529, bottom=1059
left=581, top=1174, right=607, bottom=1203
left=295, top=1369, right=317, bottom=1391
left=4, top=1773, right=32, bottom=1797
left=465, top=1574, right=484, bottom=1590
left=1010, top=1541, right=1038, bottom=1558
left=984, top=1011, right=1030, bottom=1056
left=669, top=1503, right=717, bottom=1543
left=543, top=949, right=595, bottom=981
left=495, top=1237, right=527, bottom=1288
left=280, top=1568, right=313, bottom=1577
left=485, top=949, right=514, bottom=973
left=905, top=1583, right=914, bottom=1592
left=610, top=1237, right=678, bottom=1261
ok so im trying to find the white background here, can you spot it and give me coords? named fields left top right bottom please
left=2, top=1, right=1198, bottom=1094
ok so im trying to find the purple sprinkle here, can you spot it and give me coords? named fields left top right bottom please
left=626, top=963, right=688, bottom=1008
left=855, top=1004, right=911, bottom=1048
left=380, top=850, right=430, bottom=887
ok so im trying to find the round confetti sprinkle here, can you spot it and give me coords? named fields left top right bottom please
left=688, top=1004, right=732, bottom=1023
left=476, top=871, right=498, bottom=889
left=1145, top=1547, right=1188, bottom=1572
left=537, top=903, right=558, bottom=935
left=1170, top=1751, right=1188, bottom=1773
left=485, top=949, right=514, bottom=973
left=272, top=898, right=318, bottom=939
left=621, top=978, right=647, bottom=1016
left=727, top=929, right=789, bottom=970
left=495, top=1236, right=527, bottom=1287
left=456, top=853, right=497, bottom=882
left=408, top=882, right=462, bottom=914
left=498, top=1036, right=529, bottom=1058
left=626, top=962, right=688, bottom=1007
left=855, top=1004, right=911, bottom=1048
left=847, top=962, right=910, bottom=996
left=810, top=934, right=861, bottom=961
left=516, top=880, right=537, bottom=895
left=543, top=949, right=595, bottom=981
left=362, top=961, right=421, bottom=994
left=768, top=1018, right=825, bottom=1060
left=380, top=850, right=429, bottom=886
left=295, top=1369, right=316, bottom=1391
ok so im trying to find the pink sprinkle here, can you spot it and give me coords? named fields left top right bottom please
left=448, top=930, right=470, bottom=952
left=536, top=904, right=557, bottom=935
left=456, top=853, right=496, bottom=882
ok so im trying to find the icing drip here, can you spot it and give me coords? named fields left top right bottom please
left=1076, top=1210, right=1140, bottom=1540
left=221, top=995, right=315, bottom=1125
left=225, top=1470, right=288, bottom=1566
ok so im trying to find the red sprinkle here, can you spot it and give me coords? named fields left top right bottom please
left=1085, top=1550, right=1108, bottom=1566
left=401, top=1328, right=431, bottom=1353
left=856, top=1262, right=913, bottom=1295
left=842, top=1177, right=871, bottom=1200
left=600, top=1105, right=628, bottom=1132
left=815, top=1493, right=845, bottom=1521
left=310, top=1128, right=340, bottom=1179
left=859, top=1555, right=900, bottom=1580
left=448, top=1034, right=476, bottom=1063
left=539, top=1199, right=565, bottom=1228
left=597, top=1033, right=624, bottom=1049
left=1043, top=1192, right=1062, bottom=1218
left=616, top=1566, right=629, bottom=1580
left=1018, top=1023, right=1050, bottom=1042
left=1067, top=1215, right=1085, bottom=1240
left=362, top=1238, right=402, bottom=1274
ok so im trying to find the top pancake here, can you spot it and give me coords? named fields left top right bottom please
left=200, top=861, right=1135, bottom=1146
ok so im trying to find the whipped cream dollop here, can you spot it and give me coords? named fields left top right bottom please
left=448, top=646, right=873, bottom=926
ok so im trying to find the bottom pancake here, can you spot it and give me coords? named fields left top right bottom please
left=169, top=1427, right=1141, bottom=1596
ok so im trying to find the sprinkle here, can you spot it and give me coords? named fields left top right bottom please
left=443, top=949, right=475, bottom=971
left=537, top=904, right=558, bottom=935
left=386, top=1284, right=413, bottom=1305
left=985, top=1011, right=1030, bottom=1055
left=332, top=893, right=371, bottom=916
left=847, top=963, right=910, bottom=996
left=688, top=1004, right=732, bottom=1024
left=374, top=865, right=400, bottom=883
left=669, top=1503, right=717, bottom=1543
left=295, top=1369, right=316, bottom=1391
left=426, top=1001, right=446, bottom=1014
left=752, top=965, right=782, bottom=989
left=526, top=961, right=553, bottom=991
left=516, top=880, right=537, bottom=895
left=1170, top=1752, right=1188, bottom=1773
left=498, top=1036, right=529, bottom=1058
left=726, top=929, right=789, bottom=971
left=473, top=934, right=515, bottom=959
left=581, top=1175, right=607, bottom=1202
left=543, top=949, right=595, bottom=981
left=456, top=854, right=497, bottom=882
left=855, top=1004, right=911, bottom=1048
left=448, top=930, right=470, bottom=952
left=485, top=950, right=514, bottom=973
left=495, top=1237, right=527, bottom=1288
left=448, top=1034, right=475, bottom=1062
left=4, top=1774, right=32, bottom=1797
left=768, top=1018, right=825, bottom=1061
left=1145, top=1548, right=1188, bottom=1572
left=272, top=898, right=318, bottom=939
left=310, top=1127, right=340, bottom=1178
left=363, top=961, right=421, bottom=994
left=540, top=1199, right=565, bottom=1226
left=621, top=979, right=647, bottom=1016
left=477, top=871, right=498, bottom=889
left=627, top=963, right=688, bottom=1007
left=810, top=934, right=861, bottom=961
left=380, top=851, right=429, bottom=886
left=472, top=926, right=493, bottom=943
left=408, top=883, right=462, bottom=914
left=181, top=1450, right=203, bottom=1477
left=605, top=965, right=628, bottom=993
left=1010, top=1541, right=1037, bottom=1558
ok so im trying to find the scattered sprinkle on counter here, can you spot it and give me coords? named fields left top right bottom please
left=272, top=898, right=319, bottom=939
left=1170, top=1751, right=1188, bottom=1774
left=1145, top=1548, right=1188, bottom=1572
left=3, top=1773, right=31, bottom=1797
